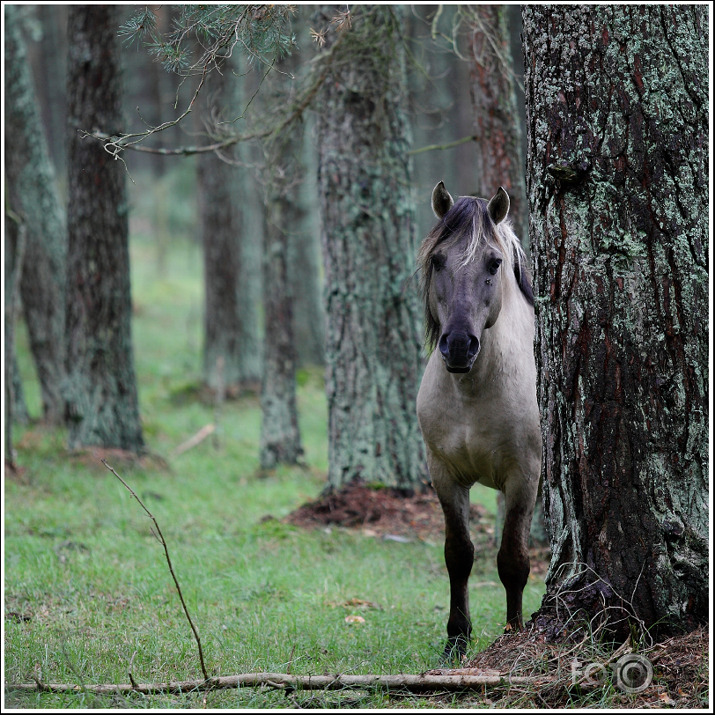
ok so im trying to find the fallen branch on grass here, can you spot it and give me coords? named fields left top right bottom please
left=172, top=423, right=215, bottom=456
left=11, top=670, right=540, bottom=696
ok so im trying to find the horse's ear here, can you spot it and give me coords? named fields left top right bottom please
left=487, top=186, right=510, bottom=225
left=431, top=181, right=454, bottom=219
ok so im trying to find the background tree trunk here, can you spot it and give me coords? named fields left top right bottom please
left=464, top=5, right=546, bottom=547
left=523, top=5, right=708, bottom=639
left=258, top=49, right=305, bottom=470
left=197, top=57, right=262, bottom=396
left=4, top=212, right=27, bottom=467
left=5, top=4, right=67, bottom=424
left=290, top=113, right=325, bottom=368
left=64, top=5, right=144, bottom=453
left=466, top=4, right=527, bottom=242
left=315, top=6, right=427, bottom=492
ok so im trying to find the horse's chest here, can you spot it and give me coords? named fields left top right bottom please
left=418, top=393, right=506, bottom=488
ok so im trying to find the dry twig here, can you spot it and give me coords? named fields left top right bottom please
left=101, top=460, right=209, bottom=681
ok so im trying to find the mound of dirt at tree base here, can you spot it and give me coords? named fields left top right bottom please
left=283, top=478, right=492, bottom=543
left=428, top=624, right=709, bottom=708
left=284, top=479, right=550, bottom=575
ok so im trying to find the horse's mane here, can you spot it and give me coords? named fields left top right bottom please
left=418, top=196, right=534, bottom=350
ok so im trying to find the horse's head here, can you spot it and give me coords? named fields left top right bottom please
left=419, top=182, right=524, bottom=374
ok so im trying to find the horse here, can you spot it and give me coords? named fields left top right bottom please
left=416, top=182, right=542, bottom=659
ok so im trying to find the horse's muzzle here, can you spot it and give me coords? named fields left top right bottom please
left=438, top=331, right=480, bottom=373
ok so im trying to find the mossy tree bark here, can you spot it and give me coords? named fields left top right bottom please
left=315, top=5, right=427, bottom=492
left=523, top=5, right=708, bottom=638
left=197, top=57, right=262, bottom=396
left=5, top=5, right=67, bottom=424
left=64, top=6, right=144, bottom=453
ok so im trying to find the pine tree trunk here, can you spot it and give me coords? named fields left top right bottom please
left=467, top=4, right=527, bottom=243
left=259, top=55, right=304, bottom=468
left=315, top=6, right=427, bottom=492
left=291, top=113, right=325, bottom=368
left=523, top=5, right=708, bottom=639
left=5, top=4, right=67, bottom=424
left=64, top=5, right=144, bottom=453
left=4, top=212, right=27, bottom=466
left=198, top=58, right=262, bottom=396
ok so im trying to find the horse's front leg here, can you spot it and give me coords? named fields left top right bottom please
left=498, top=479, right=538, bottom=630
left=435, top=479, right=474, bottom=659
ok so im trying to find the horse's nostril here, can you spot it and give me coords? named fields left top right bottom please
left=439, top=331, right=479, bottom=362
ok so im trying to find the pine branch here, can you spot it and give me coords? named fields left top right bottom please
left=82, top=8, right=348, bottom=159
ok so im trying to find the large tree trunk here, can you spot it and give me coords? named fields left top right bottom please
left=315, top=6, right=427, bottom=492
left=4, top=4, right=67, bottom=424
left=64, top=6, right=144, bottom=453
left=523, top=5, right=708, bottom=639
left=197, top=57, right=262, bottom=396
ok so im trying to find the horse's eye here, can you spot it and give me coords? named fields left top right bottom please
left=432, top=253, right=446, bottom=272
left=488, top=258, right=502, bottom=276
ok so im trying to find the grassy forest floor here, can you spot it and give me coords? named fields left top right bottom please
left=4, top=228, right=709, bottom=709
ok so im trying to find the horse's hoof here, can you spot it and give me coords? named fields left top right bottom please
left=441, top=636, right=469, bottom=665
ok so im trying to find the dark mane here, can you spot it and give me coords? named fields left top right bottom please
left=418, top=196, right=533, bottom=350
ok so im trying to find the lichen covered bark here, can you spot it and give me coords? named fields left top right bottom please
left=4, top=5, right=67, bottom=423
left=64, top=6, right=144, bottom=453
left=315, top=6, right=427, bottom=491
left=523, top=5, right=708, bottom=637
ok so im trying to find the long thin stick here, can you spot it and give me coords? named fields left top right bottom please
left=408, top=134, right=477, bottom=156
left=10, top=671, right=540, bottom=696
left=101, top=460, right=209, bottom=681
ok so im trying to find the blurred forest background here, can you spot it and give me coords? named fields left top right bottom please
left=5, top=3, right=528, bottom=487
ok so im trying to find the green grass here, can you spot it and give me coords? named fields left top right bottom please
left=5, top=229, right=545, bottom=709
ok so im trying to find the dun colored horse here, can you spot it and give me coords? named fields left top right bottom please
left=417, top=182, right=541, bottom=658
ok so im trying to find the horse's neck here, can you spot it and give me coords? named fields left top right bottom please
left=459, top=278, right=534, bottom=391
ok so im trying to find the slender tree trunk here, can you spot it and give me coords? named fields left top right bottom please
left=464, top=5, right=545, bottom=545
left=523, top=5, right=708, bottom=639
left=197, top=57, right=262, bottom=396
left=466, top=4, right=527, bottom=241
left=4, top=212, right=27, bottom=467
left=315, top=5, right=427, bottom=492
left=26, top=5, right=68, bottom=178
left=258, top=47, right=306, bottom=469
left=5, top=4, right=67, bottom=424
left=291, top=113, right=325, bottom=368
left=64, top=5, right=144, bottom=453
